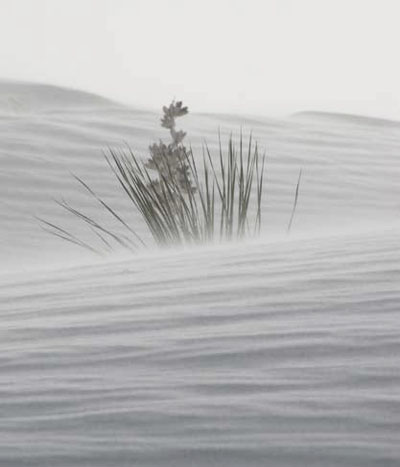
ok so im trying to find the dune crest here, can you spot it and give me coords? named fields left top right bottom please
left=0, top=80, right=118, bottom=114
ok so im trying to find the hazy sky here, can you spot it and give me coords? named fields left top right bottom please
left=1, top=0, right=400, bottom=118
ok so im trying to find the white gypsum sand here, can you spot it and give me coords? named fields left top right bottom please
left=1, top=81, right=400, bottom=466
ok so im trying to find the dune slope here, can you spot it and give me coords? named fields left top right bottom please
left=1, top=81, right=400, bottom=466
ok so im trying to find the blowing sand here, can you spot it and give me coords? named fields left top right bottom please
left=1, top=81, right=400, bottom=466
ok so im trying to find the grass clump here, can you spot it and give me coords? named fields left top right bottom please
left=41, top=101, right=266, bottom=253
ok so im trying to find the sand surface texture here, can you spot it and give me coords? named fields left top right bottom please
left=1, top=81, right=400, bottom=466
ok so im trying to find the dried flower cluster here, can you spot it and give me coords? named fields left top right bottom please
left=145, top=101, right=196, bottom=197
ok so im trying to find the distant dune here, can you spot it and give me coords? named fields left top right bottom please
left=291, top=110, right=400, bottom=128
left=0, top=79, right=119, bottom=113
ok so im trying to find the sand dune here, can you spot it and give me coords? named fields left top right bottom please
left=1, top=81, right=400, bottom=466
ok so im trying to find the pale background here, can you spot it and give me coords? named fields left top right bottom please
left=1, top=0, right=399, bottom=118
